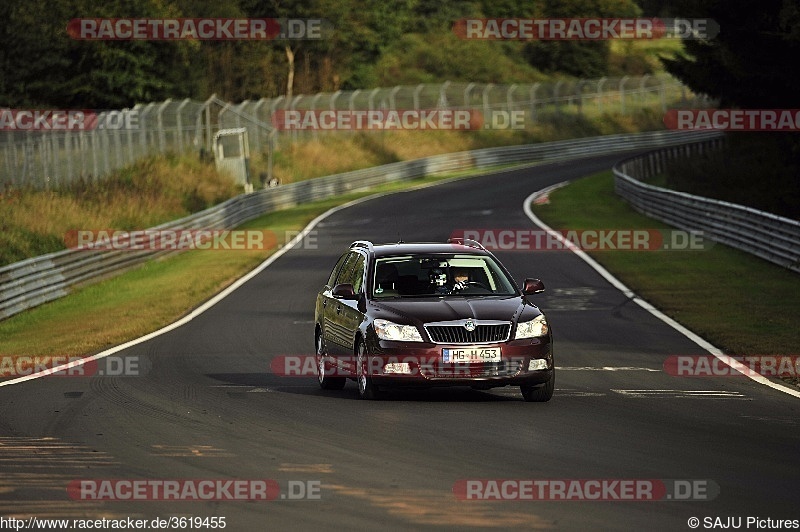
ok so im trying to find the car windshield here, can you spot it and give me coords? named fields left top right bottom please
left=372, top=254, right=517, bottom=298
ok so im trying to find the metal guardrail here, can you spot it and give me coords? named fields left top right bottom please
left=614, top=137, right=800, bottom=273
left=0, top=129, right=718, bottom=321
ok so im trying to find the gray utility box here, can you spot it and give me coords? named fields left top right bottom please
left=213, top=128, right=252, bottom=192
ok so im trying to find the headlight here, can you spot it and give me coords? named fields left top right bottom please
left=374, top=319, right=423, bottom=342
left=514, top=315, right=549, bottom=339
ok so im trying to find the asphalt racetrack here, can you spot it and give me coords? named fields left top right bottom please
left=1, top=152, right=798, bottom=531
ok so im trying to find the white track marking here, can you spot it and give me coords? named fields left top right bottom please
left=612, top=389, right=747, bottom=399
left=556, top=366, right=660, bottom=371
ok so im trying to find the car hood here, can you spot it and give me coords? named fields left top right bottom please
left=370, top=296, right=541, bottom=326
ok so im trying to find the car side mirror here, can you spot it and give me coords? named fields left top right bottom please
left=332, top=283, right=358, bottom=299
left=522, top=278, right=545, bottom=295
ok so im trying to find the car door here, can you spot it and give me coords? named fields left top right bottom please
left=323, top=252, right=358, bottom=358
left=336, top=252, right=366, bottom=375
left=319, top=252, right=350, bottom=357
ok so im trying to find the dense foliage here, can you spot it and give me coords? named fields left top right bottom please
left=1, top=0, right=642, bottom=107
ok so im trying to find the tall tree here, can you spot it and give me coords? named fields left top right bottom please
left=0, top=0, right=197, bottom=108
left=662, top=0, right=800, bottom=109
left=523, top=0, right=642, bottom=78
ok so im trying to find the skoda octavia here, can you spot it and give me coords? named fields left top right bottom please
left=313, top=239, right=554, bottom=401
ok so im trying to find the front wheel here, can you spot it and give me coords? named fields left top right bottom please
left=356, top=340, right=384, bottom=400
left=316, top=331, right=345, bottom=390
left=521, top=370, right=554, bottom=402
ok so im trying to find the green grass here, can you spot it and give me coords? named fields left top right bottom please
left=533, top=171, right=800, bottom=356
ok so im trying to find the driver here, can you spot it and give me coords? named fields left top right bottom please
left=451, top=268, right=470, bottom=291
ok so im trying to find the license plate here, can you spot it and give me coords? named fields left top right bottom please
left=442, top=347, right=501, bottom=363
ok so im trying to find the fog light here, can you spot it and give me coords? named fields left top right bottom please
left=384, top=362, right=412, bottom=374
left=528, top=359, right=548, bottom=371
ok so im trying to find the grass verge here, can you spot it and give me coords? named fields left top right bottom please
left=533, top=170, right=800, bottom=356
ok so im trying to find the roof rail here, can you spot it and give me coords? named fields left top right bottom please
left=350, top=240, right=374, bottom=252
left=447, top=237, right=486, bottom=251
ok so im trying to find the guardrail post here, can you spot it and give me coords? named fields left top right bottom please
left=575, top=81, right=586, bottom=115
left=203, top=95, right=215, bottom=154
left=639, top=74, right=650, bottom=109
left=126, top=105, right=138, bottom=162
left=438, top=81, right=450, bottom=109
left=50, top=133, right=60, bottom=188
left=270, top=96, right=285, bottom=149
left=114, top=124, right=123, bottom=173
left=254, top=98, right=268, bottom=126
left=290, top=95, right=303, bottom=143
left=156, top=99, right=171, bottom=153
left=101, top=122, right=111, bottom=178
left=348, top=90, right=360, bottom=111
left=235, top=100, right=249, bottom=129
left=268, top=129, right=276, bottom=182
left=368, top=88, right=380, bottom=110
left=64, top=132, right=74, bottom=185
left=464, top=82, right=475, bottom=108
left=309, top=93, right=323, bottom=141
left=174, top=99, right=190, bottom=153
left=90, top=126, right=99, bottom=183
left=218, top=101, right=231, bottom=134
left=330, top=90, right=342, bottom=110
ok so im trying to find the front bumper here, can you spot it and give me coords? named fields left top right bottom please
left=364, top=336, right=553, bottom=389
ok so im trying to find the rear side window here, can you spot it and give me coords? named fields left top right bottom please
left=337, top=253, right=366, bottom=294
left=350, top=255, right=366, bottom=294
left=327, top=252, right=350, bottom=287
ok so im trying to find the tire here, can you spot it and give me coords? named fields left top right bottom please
left=316, top=330, right=345, bottom=390
left=521, top=370, right=555, bottom=402
left=356, top=340, right=384, bottom=400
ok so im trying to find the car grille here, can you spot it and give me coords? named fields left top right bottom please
left=425, top=323, right=511, bottom=344
left=420, top=359, right=524, bottom=379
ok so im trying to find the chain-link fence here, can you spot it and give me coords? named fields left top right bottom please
left=1, top=74, right=707, bottom=190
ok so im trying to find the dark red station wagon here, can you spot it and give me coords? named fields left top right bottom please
left=314, top=239, right=554, bottom=401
